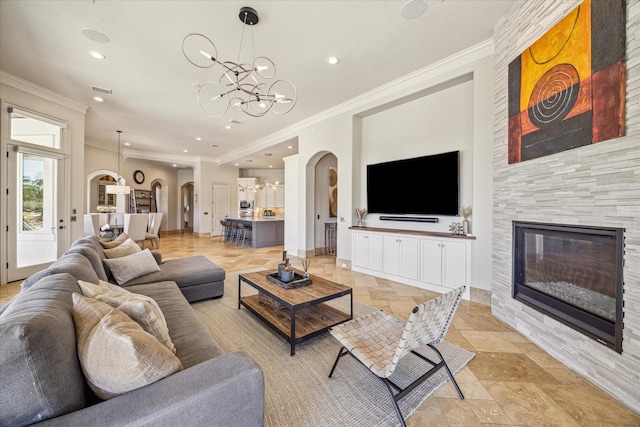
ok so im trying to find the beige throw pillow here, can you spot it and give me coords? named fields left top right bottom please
left=71, top=293, right=182, bottom=400
left=77, top=280, right=175, bottom=353
left=103, top=238, right=141, bottom=259
left=102, top=249, right=161, bottom=285
left=100, top=232, right=129, bottom=249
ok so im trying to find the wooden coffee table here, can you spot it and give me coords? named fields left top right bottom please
left=238, top=271, right=352, bottom=355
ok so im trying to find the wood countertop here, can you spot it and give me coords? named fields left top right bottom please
left=349, top=226, right=476, bottom=240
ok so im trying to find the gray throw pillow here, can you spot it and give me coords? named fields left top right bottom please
left=103, top=249, right=161, bottom=285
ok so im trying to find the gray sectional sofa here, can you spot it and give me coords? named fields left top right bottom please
left=0, top=235, right=264, bottom=426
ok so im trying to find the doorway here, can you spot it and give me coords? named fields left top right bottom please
left=314, top=153, right=338, bottom=255
left=211, top=183, right=230, bottom=237
left=181, top=182, right=194, bottom=233
left=7, top=146, right=66, bottom=281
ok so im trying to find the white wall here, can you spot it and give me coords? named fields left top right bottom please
left=359, top=77, right=474, bottom=233
left=286, top=44, right=497, bottom=291
left=193, top=158, right=239, bottom=236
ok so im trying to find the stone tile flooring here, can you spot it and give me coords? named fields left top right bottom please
left=2, top=233, right=638, bottom=426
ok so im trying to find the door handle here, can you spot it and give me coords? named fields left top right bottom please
left=58, top=225, right=65, bottom=229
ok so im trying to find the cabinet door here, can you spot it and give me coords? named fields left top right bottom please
left=442, top=241, right=467, bottom=288
left=383, top=236, right=401, bottom=276
left=420, top=239, right=442, bottom=285
left=352, top=232, right=369, bottom=268
left=353, top=232, right=382, bottom=272
left=367, top=234, right=383, bottom=272
left=275, top=185, right=285, bottom=207
left=399, top=236, right=418, bottom=280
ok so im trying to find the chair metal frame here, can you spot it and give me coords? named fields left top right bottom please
left=328, top=286, right=466, bottom=427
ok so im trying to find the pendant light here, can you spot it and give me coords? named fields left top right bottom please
left=106, top=130, right=130, bottom=194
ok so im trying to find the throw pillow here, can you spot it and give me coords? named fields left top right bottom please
left=102, top=249, right=161, bottom=285
left=71, top=293, right=182, bottom=400
left=103, top=238, right=141, bottom=259
left=77, top=280, right=175, bottom=353
left=100, top=232, right=129, bottom=249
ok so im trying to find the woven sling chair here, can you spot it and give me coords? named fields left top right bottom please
left=328, top=286, right=466, bottom=427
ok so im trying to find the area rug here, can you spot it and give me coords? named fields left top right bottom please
left=191, top=270, right=475, bottom=427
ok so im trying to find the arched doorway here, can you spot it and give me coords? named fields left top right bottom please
left=181, top=182, right=194, bottom=233
left=313, top=153, right=338, bottom=255
left=150, top=178, right=168, bottom=236
left=85, top=169, right=121, bottom=213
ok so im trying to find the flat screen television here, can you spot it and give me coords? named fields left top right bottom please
left=366, top=151, right=459, bottom=216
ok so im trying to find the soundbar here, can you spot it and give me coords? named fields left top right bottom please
left=379, top=216, right=439, bottom=223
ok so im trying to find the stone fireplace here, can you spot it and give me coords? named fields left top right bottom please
left=512, top=221, right=624, bottom=353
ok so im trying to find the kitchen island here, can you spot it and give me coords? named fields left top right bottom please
left=226, top=217, right=284, bottom=248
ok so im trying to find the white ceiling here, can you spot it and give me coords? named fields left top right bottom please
left=0, top=0, right=516, bottom=169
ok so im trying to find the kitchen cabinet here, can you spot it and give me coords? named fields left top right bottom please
left=258, top=185, right=284, bottom=208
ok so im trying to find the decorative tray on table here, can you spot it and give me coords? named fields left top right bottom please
left=266, top=272, right=312, bottom=289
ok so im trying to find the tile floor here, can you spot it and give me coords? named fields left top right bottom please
left=2, top=233, right=638, bottom=426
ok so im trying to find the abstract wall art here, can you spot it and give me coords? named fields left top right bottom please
left=508, top=0, right=626, bottom=164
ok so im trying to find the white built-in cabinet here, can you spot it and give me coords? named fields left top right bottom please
left=352, top=228, right=472, bottom=295
left=383, top=235, right=419, bottom=280
left=420, top=238, right=467, bottom=288
left=352, top=232, right=383, bottom=272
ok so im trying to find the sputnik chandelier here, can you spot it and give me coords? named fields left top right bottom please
left=182, top=7, right=297, bottom=118
left=238, top=180, right=280, bottom=193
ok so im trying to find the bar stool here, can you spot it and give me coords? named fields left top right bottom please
left=226, top=221, right=238, bottom=243
left=236, top=223, right=247, bottom=246
left=219, top=220, right=228, bottom=242
left=236, top=222, right=252, bottom=247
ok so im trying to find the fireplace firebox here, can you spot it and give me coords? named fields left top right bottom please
left=512, top=221, right=624, bottom=353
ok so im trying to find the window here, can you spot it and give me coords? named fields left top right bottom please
left=9, top=107, right=65, bottom=149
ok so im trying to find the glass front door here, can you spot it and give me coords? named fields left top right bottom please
left=7, top=147, right=66, bottom=282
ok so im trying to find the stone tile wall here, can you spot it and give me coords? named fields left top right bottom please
left=492, top=0, right=640, bottom=413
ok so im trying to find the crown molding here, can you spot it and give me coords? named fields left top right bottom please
left=0, top=70, right=87, bottom=114
left=217, top=38, right=496, bottom=165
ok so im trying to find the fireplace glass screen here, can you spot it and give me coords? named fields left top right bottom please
left=513, top=222, right=624, bottom=353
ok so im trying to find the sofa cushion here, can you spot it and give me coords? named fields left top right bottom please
left=126, top=282, right=224, bottom=368
left=21, top=252, right=100, bottom=291
left=0, top=273, right=87, bottom=426
left=71, top=294, right=182, bottom=400
left=103, top=249, right=161, bottom=285
left=66, top=243, right=108, bottom=281
left=123, top=255, right=225, bottom=289
left=78, top=280, right=175, bottom=353
left=100, top=232, right=129, bottom=249
left=103, top=238, right=141, bottom=259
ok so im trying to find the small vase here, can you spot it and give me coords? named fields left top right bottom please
left=462, top=219, right=470, bottom=235
left=358, top=219, right=365, bottom=227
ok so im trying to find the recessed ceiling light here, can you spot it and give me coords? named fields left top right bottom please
left=287, top=145, right=293, bottom=149
left=225, top=125, right=232, bottom=129
left=234, top=163, right=239, bottom=166
left=196, top=137, right=202, bottom=141
left=328, top=56, right=340, bottom=65
left=172, top=164, right=177, bottom=167
left=183, top=149, right=188, bottom=153
left=124, top=142, right=130, bottom=146
left=89, top=51, right=106, bottom=60
left=401, top=0, right=427, bottom=19
left=93, top=96, right=104, bottom=102
left=81, top=28, right=110, bottom=43
left=269, top=165, right=273, bottom=168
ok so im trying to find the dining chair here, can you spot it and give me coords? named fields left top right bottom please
left=144, top=212, right=163, bottom=248
left=124, top=213, right=149, bottom=248
left=328, top=286, right=466, bottom=427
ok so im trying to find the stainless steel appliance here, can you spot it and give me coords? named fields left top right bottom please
left=263, top=209, right=273, bottom=216
left=239, top=200, right=252, bottom=209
